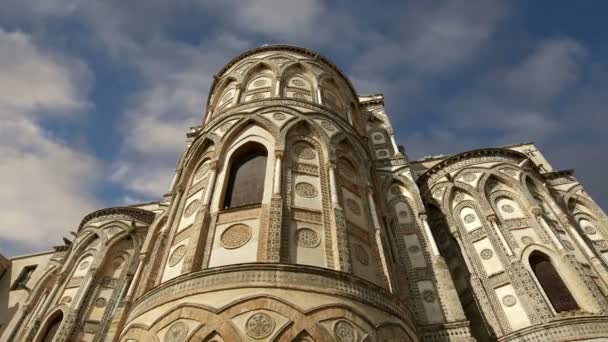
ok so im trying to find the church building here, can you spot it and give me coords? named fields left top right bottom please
left=2, top=45, right=608, bottom=341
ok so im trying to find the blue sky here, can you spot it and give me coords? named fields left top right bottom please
left=1, top=1, right=607, bottom=256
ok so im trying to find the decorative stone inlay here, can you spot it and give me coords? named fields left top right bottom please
left=334, top=320, right=356, bottom=342
left=502, top=168, right=518, bottom=176
left=390, top=187, right=402, bottom=196
left=293, top=92, right=306, bottom=99
left=194, top=163, right=209, bottom=180
left=273, top=112, right=286, bottom=121
left=502, top=295, right=517, bottom=307
left=521, top=236, right=534, bottom=245
left=79, top=260, right=90, bottom=270
left=345, top=199, right=361, bottom=215
left=353, top=244, right=369, bottom=265
left=291, top=79, right=305, bottom=86
left=408, top=245, right=420, bottom=254
left=220, top=224, right=252, bottom=249
left=184, top=199, right=200, bottom=218
left=61, top=296, right=72, bottom=304
left=94, top=297, right=107, bottom=308
left=501, top=204, right=515, bottom=213
left=166, top=321, right=188, bottom=342
left=295, top=182, right=318, bottom=198
left=246, top=312, right=275, bottom=339
left=583, top=225, right=597, bottom=235
left=294, top=145, right=315, bottom=160
left=252, top=93, right=265, bottom=100
left=422, top=290, right=436, bottom=303
left=168, top=245, right=186, bottom=267
left=320, top=120, right=335, bottom=131
left=480, top=249, right=493, bottom=260
left=453, top=192, right=465, bottom=202
left=377, top=150, right=389, bottom=157
left=463, top=173, right=476, bottom=182
left=253, top=79, right=267, bottom=87
left=464, top=214, right=476, bottom=224
left=562, top=240, right=575, bottom=250
left=111, top=256, right=124, bottom=269
left=296, top=228, right=320, bottom=248
left=398, top=211, right=409, bottom=218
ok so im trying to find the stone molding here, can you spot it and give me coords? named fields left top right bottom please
left=78, top=207, right=156, bottom=231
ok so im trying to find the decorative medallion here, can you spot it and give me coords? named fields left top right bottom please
left=293, top=92, right=306, bottom=99
left=562, top=240, right=575, bottom=250
left=292, top=79, right=305, bottom=86
left=334, top=320, right=356, bottom=342
left=398, top=211, right=409, bottom=219
left=296, top=228, right=320, bottom=248
left=221, top=92, right=233, bottom=102
left=94, top=297, right=107, bottom=308
left=184, top=199, right=200, bottom=218
left=253, top=79, right=267, bottom=87
left=295, top=182, right=318, bottom=198
left=246, top=312, right=275, bottom=339
left=320, top=120, right=335, bottom=131
left=463, top=214, right=476, bottom=224
left=345, top=199, right=361, bottom=216
left=390, top=187, right=402, bottom=196
left=273, top=112, right=286, bottom=121
left=168, top=245, right=187, bottom=267
left=165, top=321, right=188, bottom=342
left=371, top=132, right=384, bottom=143
left=353, top=244, right=370, bottom=265
left=194, top=163, right=210, bottom=180
left=220, top=224, right=252, bottom=249
left=294, top=145, right=315, bottom=160
left=408, top=245, right=420, bottom=254
left=251, top=93, right=265, bottom=100
left=502, top=295, right=517, bottom=307
left=583, top=225, right=597, bottom=235
left=219, top=122, right=232, bottom=133
left=501, top=204, right=515, bottom=213
left=480, top=249, right=493, bottom=260
left=61, top=296, right=72, bottom=304
left=521, top=236, right=534, bottom=246
left=79, top=260, right=90, bottom=270
left=422, top=290, right=436, bottom=303
left=463, top=173, right=476, bottom=182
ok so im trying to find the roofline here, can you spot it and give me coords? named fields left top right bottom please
left=9, top=250, right=54, bottom=261
left=205, top=44, right=360, bottom=116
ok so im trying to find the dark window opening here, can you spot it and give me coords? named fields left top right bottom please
left=10, top=265, right=36, bottom=291
left=42, top=312, right=63, bottom=342
left=223, top=143, right=268, bottom=209
left=530, top=252, right=579, bottom=312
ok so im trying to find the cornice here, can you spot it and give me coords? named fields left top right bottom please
left=78, top=207, right=156, bottom=232
left=206, top=44, right=359, bottom=112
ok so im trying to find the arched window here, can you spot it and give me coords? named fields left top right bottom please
left=223, top=143, right=268, bottom=208
left=42, top=311, right=63, bottom=342
left=529, top=252, right=579, bottom=312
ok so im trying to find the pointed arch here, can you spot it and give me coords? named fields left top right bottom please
left=281, top=62, right=318, bottom=103
left=529, top=251, right=579, bottom=312
left=222, top=141, right=268, bottom=209
left=240, top=62, right=277, bottom=102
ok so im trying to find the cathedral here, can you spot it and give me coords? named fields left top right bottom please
left=2, top=45, right=608, bottom=342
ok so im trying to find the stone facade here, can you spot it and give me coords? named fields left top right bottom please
left=2, top=45, right=608, bottom=342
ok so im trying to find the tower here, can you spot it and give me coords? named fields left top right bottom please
left=4, top=45, right=608, bottom=342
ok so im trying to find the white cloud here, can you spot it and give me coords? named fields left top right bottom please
left=0, top=29, right=98, bottom=255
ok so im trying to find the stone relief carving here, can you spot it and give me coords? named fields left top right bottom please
left=422, top=290, right=436, bottom=303
left=334, top=320, right=356, bottom=342
left=246, top=312, right=275, bottom=339
left=296, top=228, right=321, bottom=248
left=295, top=182, right=318, bottom=198
left=165, top=321, right=188, bottom=342
left=220, top=224, right=252, bottom=249
left=480, top=249, right=494, bottom=260
left=168, top=245, right=186, bottom=267
left=502, top=295, right=517, bottom=307
left=345, top=198, right=362, bottom=215
left=184, top=199, right=200, bottom=218
left=353, top=244, right=369, bottom=265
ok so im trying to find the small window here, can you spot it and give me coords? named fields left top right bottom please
left=530, top=252, right=579, bottom=312
left=11, top=265, right=37, bottom=290
left=223, top=143, right=268, bottom=209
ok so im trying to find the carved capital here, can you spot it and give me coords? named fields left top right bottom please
left=274, top=149, right=284, bottom=159
left=486, top=214, right=498, bottom=224
left=531, top=207, right=543, bottom=216
left=418, top=213, right=428, bottom=221
left=209, top=159, right=219, bottom=171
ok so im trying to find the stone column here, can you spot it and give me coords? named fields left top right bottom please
left=487, top=214, right=516, bottom=257
left=328, top=161, right=351, bottom=272
left=265, top=151, right=284, bottom=262
left=273, top=153, right=282, bottom=194
left=419, top=214, right=440, bottom=257
left=534, top=209, right=565, bottom=251
left=390, top=134, right=400, bottom=155
left=124, top=254, right=146, bottom=302
left=367, top=186, right=394, bottom=292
